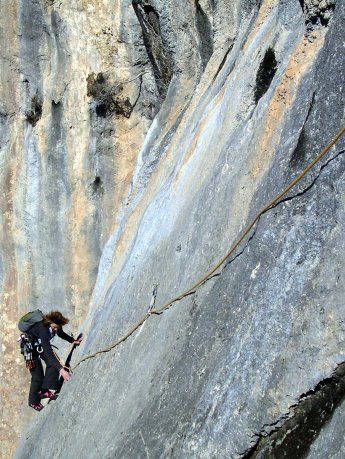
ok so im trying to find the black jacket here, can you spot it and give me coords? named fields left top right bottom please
left=29, top=322, right=74, bottom=370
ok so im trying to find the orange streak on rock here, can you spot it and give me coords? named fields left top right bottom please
left=243, top=0, right=278, bottom=55
left=0, top=138, right=28, bottom=459
left=69, top=188, right=92, bottom=321
left=250, top=30, right=326, bottom=178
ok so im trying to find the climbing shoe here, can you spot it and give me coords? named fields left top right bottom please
left=38, top=390, right=58, bottom=400
left=29, top=402, right=44, bottom=412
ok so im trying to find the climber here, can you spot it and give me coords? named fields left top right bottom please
left=23, top=310, right=83, bottom=412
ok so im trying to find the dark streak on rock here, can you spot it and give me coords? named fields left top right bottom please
left=241, top=362, right=345, bottom=458
left=195, top=0, right=213, bottom=70
left=188, top=149, right=345, bottom=300
left=289, top=90, right=316, bottom=168
left=273, top=149, right=345, bottom=209
left=131, top=75, right=143, bottom=113
left=25, top=92, right=43, bottom=126
left=254, top=47, right=277, bottom=104
left=212, top=44, right=234, bottom=83
left=132, top=0, right=173, bottom=99
left=91, top=176, right=103, bottom=197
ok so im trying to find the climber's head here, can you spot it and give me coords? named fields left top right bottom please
left=42, top=311, right=69, bottom=329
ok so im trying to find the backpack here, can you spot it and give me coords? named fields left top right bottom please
left=18, top=309, right=44, bottom=369
left=18, top=309, right=44, bottom=332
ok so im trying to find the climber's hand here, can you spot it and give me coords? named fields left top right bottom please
left=73, top=335, right=84, bottom=346
left=60, top=368, right=71, bottom=381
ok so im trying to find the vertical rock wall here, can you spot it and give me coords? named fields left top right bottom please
left=0, top=0, right=160, bottom=455
left=1, top=0, right=213, bottom=455
left=0, top=0, right=344, bottom=458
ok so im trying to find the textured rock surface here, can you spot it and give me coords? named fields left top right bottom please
left=1, top=0, right=159, bottom=455
left=0, top=0, right=344, bottom=458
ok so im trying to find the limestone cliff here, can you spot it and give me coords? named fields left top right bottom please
left=0, top=0, right=344, bottom=458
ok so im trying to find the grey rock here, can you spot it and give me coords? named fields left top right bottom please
left=306, top=395, right=345, bottom=459
left=3, top=0, right=345, bottom=458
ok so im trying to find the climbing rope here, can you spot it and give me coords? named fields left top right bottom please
left=72, top=125, right=345, bottom=371
left=53, top=350, right=71, bottom=372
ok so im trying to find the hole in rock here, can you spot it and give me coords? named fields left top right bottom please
left=254, top=47, right=277, bottom=104
left=95, top=102, right=108, bottom=118
left=91, top=176, right=103, bottom=195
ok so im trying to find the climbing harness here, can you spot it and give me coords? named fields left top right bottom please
left=72, top=125, right=345, bottom=371
left=18, top=334, right=43, bottom=369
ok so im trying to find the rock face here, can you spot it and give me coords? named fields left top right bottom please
left=0, top=0, right=344, bottom=458
left=1, top=0, right=159, bottom=454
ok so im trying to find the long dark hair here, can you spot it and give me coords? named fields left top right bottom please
left=42, top=311, right=69, bottom=328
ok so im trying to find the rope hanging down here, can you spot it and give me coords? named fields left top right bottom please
left=73, top=125, right=345, bottom=371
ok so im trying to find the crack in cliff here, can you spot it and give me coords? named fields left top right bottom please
left=195, top=0, right=214, bottom=70
left=271, top=148, right=345, bottom=209
left=141, top=145, right=345, bottom=314
left=204, top=229, right=258, bottom=284
left=204, top=148, right=345, bottom=288
left=73, top=132, right=345, bottom=372
left=148, top=147, right=345, bottom=324
left=240, top=362, right=345, bottom=459
left=211, top=43, right=234, bottom=84
left=0, top=109, right=15, bottom=118
left=131, top=74, right=144, bottom=113
left=132, top=0, right=173, bottom=100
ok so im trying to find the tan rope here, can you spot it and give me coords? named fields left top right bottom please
left=72, top=125, right=345, bottom=371
left=52, top=350, right=70, bottom=372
